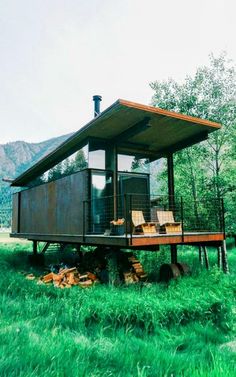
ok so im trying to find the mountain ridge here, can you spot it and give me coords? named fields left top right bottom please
left=0, top=133, right=72, bottom=180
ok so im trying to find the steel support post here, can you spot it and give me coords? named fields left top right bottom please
left=217, top=246, right=222, bottom=269
left=167, top=154, right=175, bottom=208
left=106, top=144, right=118, bottom=220
left=221, top=240, right=229, bottom=274
left=170, top=245, right=178, bottom=264
left=33, top=240, right=38, bottom=255
left=203, top=246, right=209, bottom=270
left=168, top=154, right=178, bottom=264
left=199, top=246, right=204, bottom=266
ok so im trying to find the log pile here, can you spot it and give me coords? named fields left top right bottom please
left=123, top=255, right=147, bottom=284
left=40, top=267, right=98, bottom=289
left=26, top=250, right=147, bottom=288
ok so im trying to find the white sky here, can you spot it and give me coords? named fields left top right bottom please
left=0, top=0, right=235, bottom=144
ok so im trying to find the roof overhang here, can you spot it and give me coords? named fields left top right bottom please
left=12, top=99, right=221, bottom=186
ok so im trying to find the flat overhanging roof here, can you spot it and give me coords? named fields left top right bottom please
left=12, top=99, right=221, bottom=186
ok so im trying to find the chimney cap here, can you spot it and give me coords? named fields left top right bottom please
left=93, top=95, right=102, bottom=101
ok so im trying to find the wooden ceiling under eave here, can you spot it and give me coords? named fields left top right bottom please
left=99, top=100, right=221, bottom=158
left=11, top=99, right=221, bottom=186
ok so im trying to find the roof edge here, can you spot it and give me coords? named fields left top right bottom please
left=11, top=98, right=221, bottom=186
left=11, top=99, right=121, bottom=186
left=118, top=99, right=221, bottom=129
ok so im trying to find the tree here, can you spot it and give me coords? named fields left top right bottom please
left=48, top=162, right=64, bottom=181
left=73, top=149, right=88, bottom=171
left=63, top=149, right=87, bottom=175
left=47, top=148, right=88, bottom=182
left=131, top=157, right=147, bottom=172
left=150, top=53, right=236, bottom=233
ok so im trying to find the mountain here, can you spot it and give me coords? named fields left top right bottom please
left=0, top=133, right=72, bottom=180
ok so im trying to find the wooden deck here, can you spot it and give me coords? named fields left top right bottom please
left=10, top=231, right=225, bottom=248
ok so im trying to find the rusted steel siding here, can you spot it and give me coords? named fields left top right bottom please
left=17, top=170, right=88, bottom=235
left=12, top=192, right=20, bottom=233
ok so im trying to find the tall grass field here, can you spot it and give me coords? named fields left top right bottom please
left=0, top=240, right=236, bottom=377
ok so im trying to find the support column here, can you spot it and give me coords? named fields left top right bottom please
left=106, top=144, right=118, bottom=219
left=221, top=240, right=229, bottom=274
left=167, top=154, right=177, bottom=263
left=199, top=246, right=204, bottom=266
left=217, top=246, right=222, bottom=269
left=33, top=240, right=38, bottom=255
left=167, top=154, right=175, bottom=208
left=171, top=247, right=178, bottom=264
left=203, top=246, right=209, bottom=270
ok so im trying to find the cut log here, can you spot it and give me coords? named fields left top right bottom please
left=79, top=274, right=88, bottom=281
left=67, top=273, right=76, bottom=285
left=123, top=272, right=138, bottom=284
left=132, top=263, right=142, bottom=269
left=87, top=272, right=97, bottom=281
left=59, top=267, right=77, bottom=275
left=78, top=280, right=93, bottom=288
left=42, top=272, right=54, bottom=283
left=134, top=268, right=144, bottom=274
left=52, top=273, right=63, bottom=283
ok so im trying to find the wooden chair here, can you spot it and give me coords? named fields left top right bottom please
left=156, top=210, right=182, bottom=234
left=131, top=210, right=157, bottom=234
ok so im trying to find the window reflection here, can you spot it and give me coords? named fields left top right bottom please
left=89, top=149, right=105, bottom=169
left=118, top=154, right=150, bottom=173
left=91, top=170, right=113, bottom=233
left=92, top=174, right=106, bottom=194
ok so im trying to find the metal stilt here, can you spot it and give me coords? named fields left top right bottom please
left=221, top=240, right=229, bottom=274
left=33, top=240, right=38, bottom=255
left=203, top=246, right=209, bottom=270
left=199, top=246, right=204, bottom=266
left=170, top=245, right=178, bottom=264
left=217, top=246, right=222, bottom=269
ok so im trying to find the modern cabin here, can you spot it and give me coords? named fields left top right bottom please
left=10, top=97, right=228, bottom=271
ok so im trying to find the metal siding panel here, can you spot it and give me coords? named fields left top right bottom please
left=56, top=171, right=88, bottom=234
left=12, top=193, right=19, bottom=233
left=15, top=170, right=88, bottom=236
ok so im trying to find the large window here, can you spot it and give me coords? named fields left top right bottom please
left=88, top=139, right=106, bottom=169
left=90, top=170, right=113, bottom=233
left=118, top=154, right=150, bottom=174
left=89, top=149, right=105, bottom=169
left=26, top=145, right=88, bottom=186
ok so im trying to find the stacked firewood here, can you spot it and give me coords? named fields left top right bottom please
left=123, top=255, right=147, bottom=284
left=40, top=267, right=98, bottom=289
left=25, top=250, right=147, bottom=288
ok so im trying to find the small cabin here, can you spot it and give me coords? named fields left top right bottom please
left=10, top=97, right=228, bottom=270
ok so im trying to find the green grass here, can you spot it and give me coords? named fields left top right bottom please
left=0, top=242, right=236, bottom=376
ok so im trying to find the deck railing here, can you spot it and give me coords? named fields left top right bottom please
left=83, top=194, right=224, bottom=241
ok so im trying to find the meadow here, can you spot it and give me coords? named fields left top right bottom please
left=0, top=240, right=236, bottom=377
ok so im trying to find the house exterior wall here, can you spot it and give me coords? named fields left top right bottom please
left=12, top=170, right=89, bottom=236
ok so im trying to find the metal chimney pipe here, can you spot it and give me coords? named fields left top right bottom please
left=93, top=95, right=102, bottom=117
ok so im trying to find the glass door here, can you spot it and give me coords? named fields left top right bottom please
left=90, top=170, right=113, bottom=234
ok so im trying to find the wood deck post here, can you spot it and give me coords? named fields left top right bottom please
left=221, top=240, right=229, bottom=274
left=203, top=246, right=209, bottom=270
